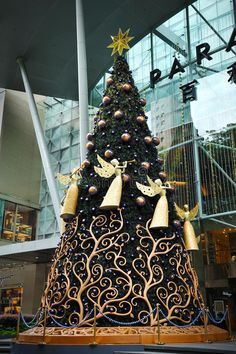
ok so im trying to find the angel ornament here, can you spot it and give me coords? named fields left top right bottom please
left=174, top=203, right=199, bottom=251
left=94, top=155, right=134, bottom=209
left=57, top=167, right=82, bottom=221
left=136, top=176, right=172, bottom=228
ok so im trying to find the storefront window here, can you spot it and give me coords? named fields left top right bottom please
left=1, top=201, right=16, bottom=241
left=0, top=287, right=23, bottom=314
left=205, top=228, right=233, bottom=265
left=15, top=205, right=37, bottom=242
left=0, top=200, right=37, bottom=243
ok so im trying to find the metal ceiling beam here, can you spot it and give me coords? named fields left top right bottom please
left=200, top=210, right=236, bottom=220
left=153, top=26, right=187, bottom=57
left=209, top=218, right=236, bottom=229
left=191, top=4, right=236, bottom=56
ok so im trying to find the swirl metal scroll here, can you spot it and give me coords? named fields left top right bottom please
left=133, top=221, right=203, bottom=325
left=41, top=209, right=133, bottom=326
left=41, top=213, right=203, bottom=327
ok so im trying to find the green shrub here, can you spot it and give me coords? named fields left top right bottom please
left=0, top=314, right=35, bottom=335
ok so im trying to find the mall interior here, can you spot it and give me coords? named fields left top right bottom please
left=0, top=0, right=236, bottom=332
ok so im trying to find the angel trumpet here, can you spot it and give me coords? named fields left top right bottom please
left=167, top=181, right=187, bottom=186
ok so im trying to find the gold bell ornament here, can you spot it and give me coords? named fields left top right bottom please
left=136, top=176, right=172, bottom=228
left=57, top=167, right=82, bottom=221
left=60, top=219, right=66, bottom=235
left=94, top=155, right=135, bottom=209
left=174, top=203, right=199, bottom=251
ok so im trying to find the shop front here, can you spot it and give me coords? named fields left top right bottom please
left=0, top=200, right=37, bottom=243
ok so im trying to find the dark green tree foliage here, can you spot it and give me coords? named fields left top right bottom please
left=42, top=56, right=203, bottom=327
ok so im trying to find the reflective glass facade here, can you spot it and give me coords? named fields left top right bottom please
left=37, top=99, right=96, bottom=239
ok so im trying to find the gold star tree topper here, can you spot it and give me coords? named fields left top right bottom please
left=107, top=28, right=134, bottom=56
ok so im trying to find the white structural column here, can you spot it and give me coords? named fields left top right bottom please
left=75, top=0, right=89, bottom=162
left=0, top=90, right=6, bottom=145
left=17, top=57, right=61, bottom=227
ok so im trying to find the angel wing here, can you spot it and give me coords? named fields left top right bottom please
left=136, top=177, right=161, bottom=197
left=147, top=176, right=163, bottom=194
left=189, top=203, right=199, bottom=220
left=71, top=168, right=82, bottom=181
left=94, top=154, right=115, bottom=178
left=57, top=173, right=71, bottom=186
left=136, top=181, right=156, bottom=196
left=174, top=202, right=186, bottom=220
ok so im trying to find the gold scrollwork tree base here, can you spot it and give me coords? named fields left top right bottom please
left=18, top=325, right=228, bottom=345
left=38, top=209, right=205, bottom=329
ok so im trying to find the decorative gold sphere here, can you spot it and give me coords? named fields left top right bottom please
left=104, top=149, right=114, bottom=158
left=153, top=137, right=160, bottom=146
left=157, top=157, right=164, bottom=165
left=86, top=132, right=93, bottom=141
left=82, top=159, right=90, bottom=168
left=136, top=115, right=145, bottom=124
left=159, top=171, right=167, bottom=180
left=122, top=83, right=132, bottom=92
left=121, top=133, right=131, bottom=142
left=98, top=119, right=106, bottom=128
left=173, top=219, right=181, bottom=228
left=88, top=186, right=98, bottom=195
left=86, top=141, right=94, bottom=150
left=106, top=77, right=113, bottom=86
left=140, top=98, right=146, bottom=106
left=136, top=196, right=146, bottom=206
left=144, top=136, right=152, bottom=144
left=141, top=161, right=150, bottom=170
left=114, top=110, right=124, bottom=119
left=102, top=96, right=111, bottom=105
left=122, top=174, right=131, bottom=183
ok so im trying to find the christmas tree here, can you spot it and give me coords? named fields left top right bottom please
left=41, top=29, right=203, bottom=328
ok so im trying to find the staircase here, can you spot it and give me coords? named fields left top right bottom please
left=0, top=339, right=12, bottom=354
